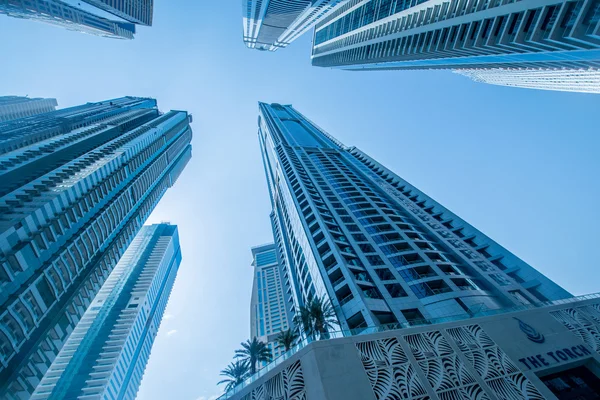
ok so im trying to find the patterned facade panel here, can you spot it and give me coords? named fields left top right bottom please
left=356, top=326, right=547, bottom=400
left=446, top=325, right=495, bottom=353
left=445, top=325, right=545, bottom=400
left=418, top=355, right=478, bottom=392
left=356, top=337, right=409, bottom=368
left=551, top=305, right=600, bottom=353
left=404, top=331, right=453, bottom=361
left=241, top=360, right=306, bottom=400
left=356, top=338, right=428, bottom=400
left=436, top=384, right=490, bottom=400
left=370, top=364, right=429, bottom=400
left=461, top=346, right=520, bottom=381
left=485, top=373, right=544, bottom=400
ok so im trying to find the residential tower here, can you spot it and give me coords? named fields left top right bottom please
left=0, top=96, right=192, bottom=399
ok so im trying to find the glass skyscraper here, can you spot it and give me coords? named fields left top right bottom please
left=0, top=96, right=192, bottom=399
left=31, top=224, right=181, bottom=400
left=257, top=102, right=571, bottom=333
left=0, top=97, right=57, bottom=123
left=243, top=0, right=348, bottom=51
left=310, top=0, right=600, bottom=91
left=0, top=0, right=154, bottom=39
left=250, top=243, right=294, bottom=362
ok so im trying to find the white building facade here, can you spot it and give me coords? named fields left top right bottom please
left=220, top=294, right=600, bottom=400
left=0, top=97, right=57, bottom=123
left=310, top=0, right=600, bottom=92
left=455, top=68, right=600, bottom=93
left=250, top=243, right=294, bottom=362
left=243, top=0, right=349, bottom=51
left=31, top=224, right=181, bottom=400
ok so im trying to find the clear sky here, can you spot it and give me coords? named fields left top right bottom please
left=1, top=2, right=600, bottom=400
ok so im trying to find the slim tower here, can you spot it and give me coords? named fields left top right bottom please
left=258, top=102, right=571, bottom=333
left=243, top=0, right=348, bottom=51
left=31, top=224, right=181, bottom=400
left=0, top=0, right=155, bottom=39
left=0, top=97, right=192, bottom=399
left=0, top=97, right=57, bottom=122
left=250, top=243, right=294, bottom=362
left=310, top=0, right=600, bottom=91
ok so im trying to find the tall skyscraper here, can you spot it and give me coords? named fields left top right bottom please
left=0, top=97, right=57, bottom=122
left=257, top=102, right=571, bottom=333
left=0, top=96, right=192, bottom=399
left=243, top=0, right=348, bottom=51
left=310, top=0, right=600, bottom=90
left=31, top=224, right=181, bottom=400
left=250, top=243, right=294, bottom=362
left=0, top=0, right=154, bottom=39
left=455, top=67, right=600, bottom=93
left=218, top=103, right=598, bottom=400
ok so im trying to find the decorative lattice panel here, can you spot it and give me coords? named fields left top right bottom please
left=446, top=325, right=544, bottom=400
left=356, top=337, right=429, bottom=399
left=242, top=360, right=306, bottom=400
left=405, top=331, right=489, bottom=400
left=551, top=305, right=600, bottom=353
left=356, top=325, right=545, bottom=400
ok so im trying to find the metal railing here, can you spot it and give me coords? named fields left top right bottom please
left=217, top=292, right=600, bottom=399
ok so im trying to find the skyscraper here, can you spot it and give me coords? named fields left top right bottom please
left=218, top=103, right=599, bottom=400
left=455, top=68, right=600, bottom=93
left=257, top=102, right=571, bottom=333
left=0, top=0, right=154, bottom=39
left=31, top=224, right=181, bottom=400
left=250, top=243, right=294, bottom=362
left=0, top=96, right=192, bottom=399
left=0, top=97, right=57, bottom=122
left=310, top=0, right=600, bottom=89
left=243, top=0, right=348, bottom=51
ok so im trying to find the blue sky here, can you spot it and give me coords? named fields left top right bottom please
left=1, top=2, right=600, bottom=399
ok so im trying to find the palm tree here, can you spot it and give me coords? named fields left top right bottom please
left=294, top=302, right=315, bottom=339
left=235, top=337, right=272, bottom=375
left=276, top=328, right=299, bottom=352
left=217, top=360, right=249, bottom=392
left=294, top=295, right=337, bottom=340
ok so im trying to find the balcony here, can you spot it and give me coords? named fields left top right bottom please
left=338, top=294, right=354, bottom=306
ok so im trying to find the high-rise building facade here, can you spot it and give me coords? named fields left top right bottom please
left=0, top=96, right=192, bottom=399
left=31, top=224, right=181, bottom=400
left=250, top=243, right=294, bottom=362
left=257, top=102, right=571, bottom=334
left=0, top=0, right=155, bottom=39
left=0, top=97, right=58, bottom=122
left=243, top=0, right=349, bottom=51
left=455, top=67, right=600, bottom=93
left=310, top=0, right=600, bottom=75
